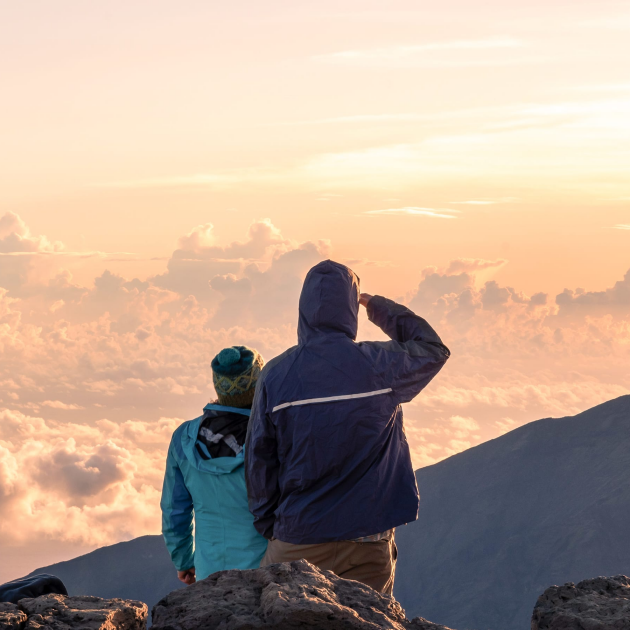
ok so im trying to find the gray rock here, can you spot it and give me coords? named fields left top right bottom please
left=0, top=602, right=27, bottom=630
left=531, top=575, right=630, bottom=629
left=18, top=594, right=147, bottom=630
left=407, top=619, right=453, bottom=630
left=152, top=559, right=454, bottom=630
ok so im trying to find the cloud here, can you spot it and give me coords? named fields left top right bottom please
left=177, top=223, right=215, bottom=250
left=2, top=214, right=630, bottom=554
left=152, top=218, right=289, bottom=299
left=612, top=224, right=630, bottom=230
left=0, top=213, right=64, bottom=294
left=366, top=207, right=458, bottom=219
left=0, top=217, right=335, bottom=549
left=555, top=269, right=630, bottom=315
left=41, top=401, right=85, bottom=410
left=0, top=214, right=330, bottom=426
left=0, top=213, right=63, bottom=254
left=0, top=213, right=140, bottom=299
left=210, top=239, right=331, bottom=328
left=0, top=408, right=181, bottom=545
left=401, top=259, right=630, bottom=467
left=445, top=258, right=507, bottom=274
left=403, top=414, right=483, bottom=467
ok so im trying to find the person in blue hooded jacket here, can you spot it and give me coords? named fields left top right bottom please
left=161, top=346, right=268, bottom=585
left=245, top=260, right=450, bottom=595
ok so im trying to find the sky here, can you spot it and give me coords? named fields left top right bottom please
left=1, top=0, right=630, bottom=582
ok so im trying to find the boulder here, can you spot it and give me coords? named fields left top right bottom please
left=407, top=619, right=453, bottom=630
left=531, top=575, right=630, bottom=629
left=18, top=593, right=147, bottom=630
left=0, top=602, right=27, bottom=630
left=152, top=559, right=453, bottom=630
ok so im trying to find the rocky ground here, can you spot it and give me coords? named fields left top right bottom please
left=2, top=563, right=629, bottom=629
left=0, top=594, right=146, bottom=630
left=151, top=559, right=452, bottom=630
left=532, top=575, right=630, bottom=630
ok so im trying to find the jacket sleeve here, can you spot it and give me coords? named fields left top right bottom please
left=362, top=295, right=450, bottom=404
left=161, top=442, right=195, bottom=571
left=245, top=380, right=280, bottom=540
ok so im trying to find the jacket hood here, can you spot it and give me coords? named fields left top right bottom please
left=179, top=409, right=245, bottom=474
left=298, top=260, right=360, bottom=343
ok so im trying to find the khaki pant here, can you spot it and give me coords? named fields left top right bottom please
left=260, top=536, right=397, bottom=595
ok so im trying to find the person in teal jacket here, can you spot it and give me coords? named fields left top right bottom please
left=161, top=345, right=268, bottom=584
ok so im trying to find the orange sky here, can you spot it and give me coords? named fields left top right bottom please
left=1, top=0, right=630, bottom=582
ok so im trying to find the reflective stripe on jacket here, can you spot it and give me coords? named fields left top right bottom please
left=161, top=405, right=267, bottom=579
left=245, top=260, right=450, bottom=544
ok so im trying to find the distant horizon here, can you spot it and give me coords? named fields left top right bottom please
left=1, top=0, right=629, bottom=584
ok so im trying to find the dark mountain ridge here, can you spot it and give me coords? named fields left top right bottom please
left=394, top=394, right=630, bottom=629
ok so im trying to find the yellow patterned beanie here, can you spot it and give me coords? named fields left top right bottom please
left=211, top=346, right=265, bottom=408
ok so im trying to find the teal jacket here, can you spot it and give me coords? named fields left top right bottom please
left=160, top=404, right=267, bottom=580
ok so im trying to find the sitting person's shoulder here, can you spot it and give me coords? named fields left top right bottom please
left=169, top=416, right=197, bottom=444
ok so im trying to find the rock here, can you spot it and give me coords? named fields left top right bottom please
left=407, top=618, right=453, bottom=630
left=531, top=575, right=630, bottom=629
left=152, top=559, right=454, bottom=630
left=18, top=593, right=147, bottom=630
left=0, top=602, right=27, bottom=630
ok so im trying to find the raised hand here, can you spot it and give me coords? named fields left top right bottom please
left=359, top=293, right=373, bottom=307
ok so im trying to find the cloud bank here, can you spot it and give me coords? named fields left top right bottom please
left=0, top=213, right=629, bottom=554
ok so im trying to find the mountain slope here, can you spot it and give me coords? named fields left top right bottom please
left=27, top=535, right=182, bottom=613
left=394, top=395, right=630, bottom=630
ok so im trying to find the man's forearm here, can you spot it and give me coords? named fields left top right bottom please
left=367, top=295, right=446, bottom=347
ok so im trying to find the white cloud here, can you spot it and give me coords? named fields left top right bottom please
left=2, top=214, right=630, bottom=555
left=177, top=223, right=215, bottom=250
left=445, top=258, right=507, bottom=275
left=366, top=207, right=458, bottom=219
left=152, top=218, right=289, bottom=299
left=41, top=401, right=85, bottom=411
left=0, top=408, right=181, bottom=545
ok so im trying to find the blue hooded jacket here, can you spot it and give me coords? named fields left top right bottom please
left=245, top=260, right=450, bottom=544
left=161, top=405, right=267, bottom=580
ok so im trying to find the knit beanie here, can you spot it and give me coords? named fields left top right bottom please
left=211, top=346, right=264, bottom=408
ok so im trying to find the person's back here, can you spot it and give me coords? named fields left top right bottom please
left=161, top=346, right=268, bottom=584
left=245, top=260, right=450, bottom=593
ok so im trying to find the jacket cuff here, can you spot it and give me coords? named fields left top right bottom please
left=173, top=553, right=195, bottom=572
left=366, top=295, right=396, bottom=324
